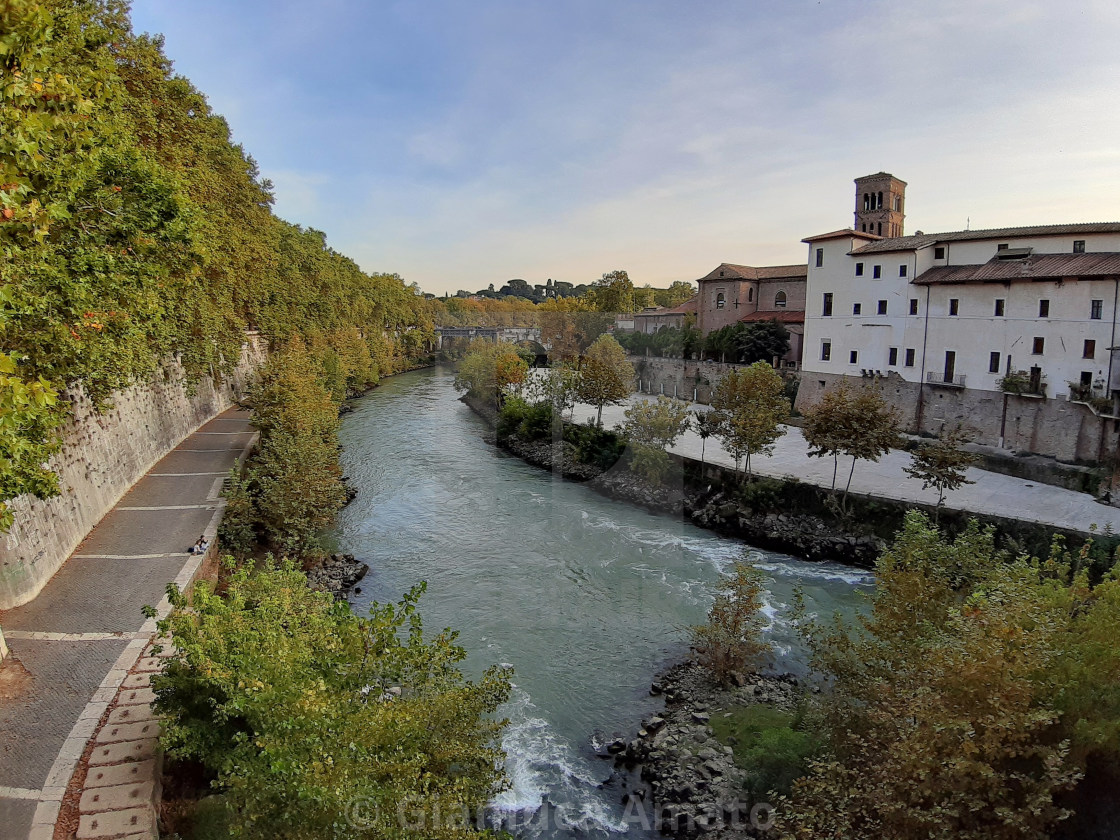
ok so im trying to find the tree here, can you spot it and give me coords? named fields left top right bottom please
left=622, top=395, right=690, bottom=484
left=709, top=362, right=789, bottom=480
left=538, top=297, right=613, bottom=361
left=654, top=281, right=696, bottom=308
left=690, top=560, right=771, bottom=685
left=779, top=513, right=1084, bottom=840
left=154, top=564, right=512, bottom=839
left=525, top=363, right=580, bottom=433
left=904, top=425, right=978, bottom=522
left=802, top=382, right=901, bottom=511
left=577, top=334, right=634, bottom=426
left=691, top=409, right=722, bottom=467
left=736, top=320, right=790, bottom=365
left=587, top=269, right=635, bottom=314
left=452, top=339, right=529, bottom=407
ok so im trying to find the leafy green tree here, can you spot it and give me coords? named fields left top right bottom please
left=692, top=409, right=722, bottom=467
left=622, top=395, right=690, bottom=484
left=154, top=563, right=512, bottom=839
left=453, top=340, right=529, bottom=408
left=526, top=363, right=580, bottom=434
left=802, top=382, right=901, bottom=511
left=587, top=269, right=635, bottom=313
left=691, top=560, right=771, bottom=685
left=904, top=425, right=978, bottom=522
left=710, top=362, right=789, bottom=479
left=577, top=334, right=634, bottom=426
left=654, top=281, right=696, bottom=308
left=0, top=351, right=63, bottom=529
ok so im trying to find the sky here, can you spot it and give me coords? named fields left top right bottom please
left=129, top=0, right=1120, bottom=296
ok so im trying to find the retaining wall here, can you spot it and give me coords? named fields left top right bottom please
left=0, top=335, right=266, bottom=610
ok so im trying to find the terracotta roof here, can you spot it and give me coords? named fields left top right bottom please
left=738, top=310, right=804, bottom=324
left=852, top=222, right=1120, bottom=255
left=801, top=229, right=882, bottom=244
left=698, top=263, right=807, bottom=282
left=633, top=296, right=697, bottom=318
left=912, top=252, right=1120, bottom=285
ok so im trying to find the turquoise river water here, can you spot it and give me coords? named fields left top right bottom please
left=336, top=367, right=872, bottom=838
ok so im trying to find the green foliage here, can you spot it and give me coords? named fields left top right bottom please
left=563, top=421, right=626, bottom=470
left=709, top=705, right=820, bottom=797
left=587, top=269, right=635, bottom=313
left=778, top=512, right=1120, bottom=839
left=802, top=381, right=901, bottom=510
left=0, top=351, right=63, bottom=529
left=577, top=334, right=634, bottom=426
left=453, top=340, right=529, bottom=406
left=904, top=425, right=978, bottom=518
left=622, top=395, right=689, bottom=485
left=616, top=323, right=702, bottom=360
left=710, top=362, right=789, bottom=479
left=217, top=467, right=257, bottom=557
left=0, top=1, right=434, bottom=528
left=702, top=321, right=790, bottom=364
left=691, top=560, right=771, bottom=685
left=154, top=562, right=512, bottom=839
left=243, top=339, right=347, bottom=557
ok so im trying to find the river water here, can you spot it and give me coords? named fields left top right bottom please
left=336, top=367, right=871, bottom=838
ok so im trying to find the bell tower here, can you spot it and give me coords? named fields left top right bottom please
left=854, top=172, right=906, bottom=238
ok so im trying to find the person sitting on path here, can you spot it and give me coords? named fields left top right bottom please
left=190, top=535, right=208, bottom=555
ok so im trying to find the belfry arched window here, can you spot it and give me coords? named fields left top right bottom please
left=716, top=292, right=726, bottom=310
left=775, top=290, right=787, bottom=308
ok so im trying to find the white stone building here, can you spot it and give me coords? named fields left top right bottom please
left=797, top=175, right=1120, bottom=463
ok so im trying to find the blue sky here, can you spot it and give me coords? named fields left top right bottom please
left=130, top=0, right=1120, bottom=295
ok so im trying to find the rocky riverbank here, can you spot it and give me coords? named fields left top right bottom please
left=306, top=552, right=368, bottom=597
left=604, top=661, right=799, bottom=838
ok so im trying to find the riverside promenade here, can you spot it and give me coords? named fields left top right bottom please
left=0, top=407, right=255, bottom=840
left=574, top=397, right=1120, bottom=536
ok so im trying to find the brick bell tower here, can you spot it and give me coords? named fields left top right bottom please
left=854, top=172, right=906, bottom=238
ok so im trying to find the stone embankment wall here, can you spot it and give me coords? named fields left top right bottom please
left=0, top=335, right=266, bottom=611
left=628, top=356, right=757, bottom=404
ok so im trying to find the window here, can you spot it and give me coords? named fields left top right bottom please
left=815, top=248, right=824, bottom=268
left=949, top=298, right=959, bottom=316
left=822, top=293, right=833, bottom=316
left=1032, top=336, right=1045, bottom=355
left=877, top=222, right=882, bottom=236
left=989, top=351, right=1001, bottom=373
left=904, top=348, right=916, bottom=367
left=1084, top=339, right=1096, bottom=359
left=873, top=265, right=882, bottom=279
left=1074, top=240, right=1086, bottom=253
left=994, top=299, right=1005, bottom=317
left=821, top=340, right=832, bottom=361
left=899, top=264, right=908, bottom=278
left=997, top=243, right=1009, bottom=251
left=934, top=246, right=946, bottom=259
left=909, top=299, right=918, bottom=315
left=853, top=302, right=862, bottom=315
left=715, top=292, right=725, bottom=309
left=888, top=347, right=898, bottom=366
left=747, top=287, right=754, bottom=302
left=774, top=290, right=787, bottom=308
left=1091, top=299, right=1103, bottom=320
left=1039, top=299, right=1049, bottom=318
left=850, top=350, right=859, bottom=364
left=877, top=300, right=887, bottom=315
left=855, top=262, right=864, bottom=276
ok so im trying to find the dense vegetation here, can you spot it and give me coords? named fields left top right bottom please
left=0, top=0, right=437, bottom=527
left=153, top=565, right=512, bottom=839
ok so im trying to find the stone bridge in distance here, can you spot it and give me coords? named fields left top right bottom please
left=435, top=326, right=548, bottom=350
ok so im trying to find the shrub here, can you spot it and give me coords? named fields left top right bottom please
left=153, top=563, right=512, bottom=839
left=690, top=560, right=771, bottom=684
left=710, top=705, right=820, bottom=797
left=563, top=422, right=626, bottom=470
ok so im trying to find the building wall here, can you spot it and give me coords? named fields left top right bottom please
left=796, top=370, right=1117, bottom=469
left=631, top=356, right=796, bottom=404
left=697, top=279, right=748, bottom=334
left=0, top=335, right=266, bottom=609
left=800, top=229, right=1120, bottom=463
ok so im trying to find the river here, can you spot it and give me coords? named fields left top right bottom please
left=335, top=367, right=871, bottom=838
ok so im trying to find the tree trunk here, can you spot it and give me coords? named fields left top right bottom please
left=700, top=437, right=706, bottom=466
left=841, top=457, right=857, bottom=512
left=596, top=403, right=603, bottom=427
left=831, top=454, right=839, bottom=492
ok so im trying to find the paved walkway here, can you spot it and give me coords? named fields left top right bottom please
left=573, top=397, right=1120, bottom=535
left=0, top=408, right=255, bottom=840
